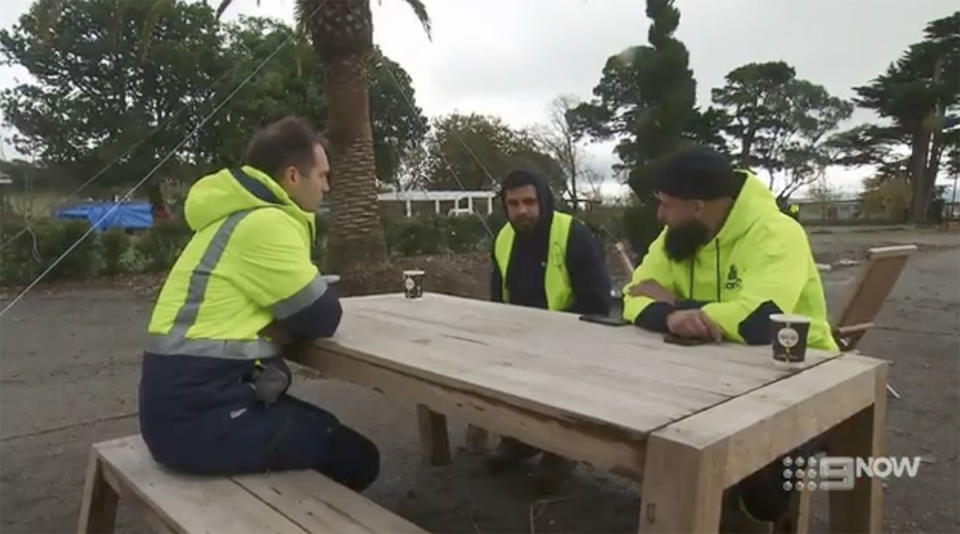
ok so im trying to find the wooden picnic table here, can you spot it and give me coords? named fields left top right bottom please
left=295, top=293, right=888, bottom=533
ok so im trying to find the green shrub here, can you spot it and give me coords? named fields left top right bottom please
left=579, top=207, right=627, bottom=244
left=0, top=219, right=100, bottom=286
left=100, top=228, right=131, bottom=275
left=0, top=223, right=36, bottom=286
left=387, top=214, right=446, bottom=256
left=40, top=219, right=101, bottom=279
left=382, top=213, right=499, bottom=257
left=134, top=218, right=192, bottom=272
left=444, top=215, right=492, bottom=253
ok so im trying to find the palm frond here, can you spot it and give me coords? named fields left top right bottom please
left=214, top=0, right=260, bottom=20
left=401, top=0, right=432, bottom=39
left=293, top=0, right=308, bottom=31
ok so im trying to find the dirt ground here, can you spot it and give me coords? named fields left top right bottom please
left=1, top=227, right=957, bottom=533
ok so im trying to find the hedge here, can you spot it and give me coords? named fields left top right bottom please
left=0, top=208, right=632, bottom=287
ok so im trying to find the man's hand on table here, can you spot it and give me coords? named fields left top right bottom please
left=666, top=309, right=723, bottom=342
left=626, top=280, right=677, bottom=304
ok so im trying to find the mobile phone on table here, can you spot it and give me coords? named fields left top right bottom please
left=663, top=332, right=712, bottom=346
left=579, top=314, right=629, bottom=327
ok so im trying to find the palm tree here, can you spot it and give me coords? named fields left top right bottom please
left=216, top=0, right=432, bottom=272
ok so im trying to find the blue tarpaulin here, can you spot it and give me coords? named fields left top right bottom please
left=55, top=202, right=154, bottom=232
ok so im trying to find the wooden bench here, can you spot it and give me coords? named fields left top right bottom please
left=77, top=435, right=427, bottom=534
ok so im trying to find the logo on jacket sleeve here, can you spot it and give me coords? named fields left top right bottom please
left=725, top=264, right=743, bottom=290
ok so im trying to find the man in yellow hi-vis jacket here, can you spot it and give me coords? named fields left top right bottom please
left=483, top=168, right=611, bottom=494
left=139, top=117, right=379, bottom=491
left=623, top=148, right=836, bottom=351
left=623, top=146, right=837, bottom=523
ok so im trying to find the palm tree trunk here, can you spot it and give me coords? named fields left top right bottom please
left=325, top=52, right=387, bottom=271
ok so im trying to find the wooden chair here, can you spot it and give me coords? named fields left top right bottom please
left=78, top=434, right=427, bottom=534
left=830, top=245, right=917, bottom=353
left=766, top=244, right=919, bottom=534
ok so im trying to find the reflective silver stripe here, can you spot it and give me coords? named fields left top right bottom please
left=271, top=274, right=328, bottom=320
left=155, top=209, right=277, bottom=360
left=168, top=210, right=254, bottom=341
left=146, top=335, right=281, bottom=360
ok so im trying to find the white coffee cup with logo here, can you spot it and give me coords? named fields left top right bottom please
left=402, top=270, right=425, bottom=299
left=770, top=313, right=811, bottom=362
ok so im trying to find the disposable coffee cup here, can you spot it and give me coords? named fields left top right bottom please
left=770, top=314, right=811, bottom=362
left=402, top=270, right=425, bottom=299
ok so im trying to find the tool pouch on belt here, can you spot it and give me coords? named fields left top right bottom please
left=250, top=359, right=290, bottom=405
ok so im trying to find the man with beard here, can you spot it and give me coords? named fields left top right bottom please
left=479, top=167, right=611, bottom=493
left=623, top=146, right=836, bottom=350
left=622, top=146, right=836, bottom=526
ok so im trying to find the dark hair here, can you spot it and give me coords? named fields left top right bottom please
left=653, top=146, right=737, bottom=200
left=244, top=116, right=329, bottom=180
left=501, top=168, right=541, bottom=194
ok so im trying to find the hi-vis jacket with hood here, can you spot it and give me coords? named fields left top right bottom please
left=146, top=166, right=340, bottom=358
left=139, top=166, right=341, bottom=424
left=491, top=171, right=611, bottom=315
left=622, top=171, right=838, bottom=351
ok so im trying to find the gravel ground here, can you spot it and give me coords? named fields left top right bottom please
left=1, top=228, right=957, bottom=533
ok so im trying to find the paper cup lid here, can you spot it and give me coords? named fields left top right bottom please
left=320, top=274, right=341, bottom=284
left=769, top=313, right=810, bottom=323
left=403, top=270, right=425, bottom=275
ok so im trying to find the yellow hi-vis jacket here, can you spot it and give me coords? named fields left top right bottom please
left=623, top=171, right=838, bottom=351
left=146, top=166, right=338, bottom=360
left=494, top=211, right=574, bottom=311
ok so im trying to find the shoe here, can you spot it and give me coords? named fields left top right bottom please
left=533, top=453, right=576, bottom=495
left=484, top=438, right=540, bottom=473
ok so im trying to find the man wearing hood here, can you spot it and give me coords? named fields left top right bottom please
left=622, top=146, right=836, bottom=524
left=481, top=167, right=612, bottom=492
left=138, top=117, right=379, bottom=491
left=622, top=146, right=836, bottom=351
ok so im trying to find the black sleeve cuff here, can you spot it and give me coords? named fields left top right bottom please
left=634, top=302, right=675, bottom=333
left=738, top=300, right=783, bottom=345
left=674, top=299, right=707, bottom=310
left=279, top=286, right=343, bottom=339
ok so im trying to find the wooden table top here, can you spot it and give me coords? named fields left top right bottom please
left=312, top=293, right=842, bottom=437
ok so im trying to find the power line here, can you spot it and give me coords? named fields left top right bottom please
left=0, top=1, right=328, bottom=317
left=0, top=40, right=251, bottom=252
left=374, top=49, right=496, bottom=237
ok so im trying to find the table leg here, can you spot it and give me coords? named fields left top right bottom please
left=77, top=451, right=119, bottom=534
left=464, top=424, right=490, bottom=454
left=416, top=404, right=452, bottom=465
left=827, top=365, right=887, bottom=533
left=639, top=433, right=726, bottom=533
left=772, top=490, right=812, bottom=534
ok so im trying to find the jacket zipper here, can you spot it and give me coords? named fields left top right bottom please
left=715, top=240, right=721, bottom=302
left=689, top=240, right=723, bottom=303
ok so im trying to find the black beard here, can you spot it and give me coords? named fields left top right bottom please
left=510, top=216, right=539, bottom=236
left=664, top=219, right=711, bottom=261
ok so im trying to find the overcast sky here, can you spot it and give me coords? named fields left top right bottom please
left=1, top=0, right=956, bottom=196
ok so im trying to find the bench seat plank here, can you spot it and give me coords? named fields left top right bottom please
left=234, top=471, right=426, bottom=534
left=89, top=435, right=423, bottom=534
left=95, top=436, right=307, bottom=534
